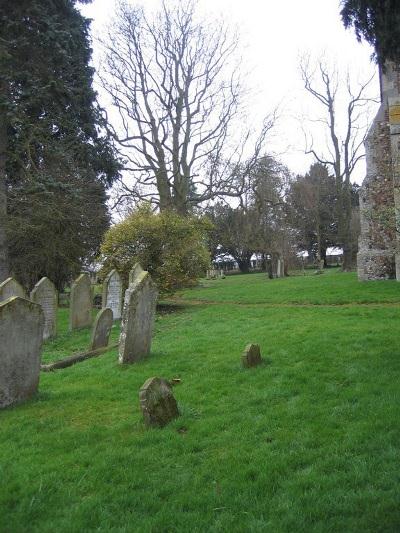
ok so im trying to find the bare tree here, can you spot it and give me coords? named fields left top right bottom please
left=300, top=56, right=377, bottom=270
left=100, top=0, right=273, bottom=215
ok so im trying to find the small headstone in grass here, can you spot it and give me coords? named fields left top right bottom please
left=30, top=277, right=57, bottom=340
left=139, top=377, right=179, bottom=427
left=69, top=273, right=92, bottom=330
left=0, top=297, right=44, bottom=409
left=0, top=277, right=26, bottom=302
left=119, top=270, right=158, bottom=364
left=90, top=308, right=113, bottom=350
left=102, top=269, right=123, bottom=319
left=242, top=343, right=262, bottom=368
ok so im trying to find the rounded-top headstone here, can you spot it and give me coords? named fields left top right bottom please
left=139, top=377, right=179, bottom=427
left=0, top=277, right=26, bottom=302
left=69, top=273, right=92, bottom=331
left=30, top=277, right=57, bottom=340
left=242, top=343, right=262, bottom=368
left=0, top=297, right=44, bottom=409
left=90, top=307, right=113, bottom=350
left=102, top=269, right=123, bottom=320
left=119, top=270, right=158, bottom=364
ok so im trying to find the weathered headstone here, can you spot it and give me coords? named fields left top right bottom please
left=102, top=269, right=123, bottom=319
left=69, top=273, right=92, bottom=330
left=30, top=277, right=57, bottom=340
left=139, top=377, right=179, bottom=427
left=119, top=270, right=158, bottom=364
left=0, top=297, right=44, bottom=409
left=0, top=277, right=26, bottom=302
left=242, top=343, right=262, bottom=368
left=90, top=308, right=113, bottom=350
left=129, top=263, right=144, bottom=285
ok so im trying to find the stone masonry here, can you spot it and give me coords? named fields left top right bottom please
left=358, top=62, right=400, bottom=280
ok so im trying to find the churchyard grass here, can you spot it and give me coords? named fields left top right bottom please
left=1, top=271, right=400, bottom=531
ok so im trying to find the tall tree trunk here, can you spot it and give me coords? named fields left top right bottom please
left=0, top=116, right=9, bottom=282
left=341, top=181, right=354, bottom=271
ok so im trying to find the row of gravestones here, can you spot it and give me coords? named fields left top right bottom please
left=0, top=264, right=158, bottom=409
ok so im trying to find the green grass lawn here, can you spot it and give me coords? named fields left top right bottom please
left=1, top=272, right=400, bottom=532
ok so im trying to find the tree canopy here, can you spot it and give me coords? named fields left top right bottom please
left=0, top=0, right=120, bottom=286
left=341, top=0, right=400, bottom=65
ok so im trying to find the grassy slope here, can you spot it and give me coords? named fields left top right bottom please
left=1, top=271, right=400, bottom=532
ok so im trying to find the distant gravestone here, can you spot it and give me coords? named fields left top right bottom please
left=0, top=297, right=44, bottom=409
left=242, top=343, right=262, bottom=368
left=102, top=269, right=122, bottom=319
left=90, top=308, right=113, bottom=350
left=30, top=277, right=57, bottom=340
left=69, top=273, right=92, bottom=330
left=119, top=270, right=158, bottom=364
left=0, top=277, right=26, bottom=302
left=129, top=263, right=144, bottom=285
left=139, top=377, right=179, bottom=427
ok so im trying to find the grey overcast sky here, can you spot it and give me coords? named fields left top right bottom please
left=80, top=0, right=379, bottom=184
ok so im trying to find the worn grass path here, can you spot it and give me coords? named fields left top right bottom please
left=1, top=270, right=400, bottom=532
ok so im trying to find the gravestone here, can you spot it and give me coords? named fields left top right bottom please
left=0, top=277, right=26, bottom=302
left=0, top=297, right=44, bottom=409
left=129, top=263, right=144, bottom=285
left=102, top=269, right=123, bottom=319
left=30, top=277, right=57, bottom=340
left=119, top=270, right=158, bottom=364
left=90, top=308, right=113, bottom=350
left=242, top=343, right=262, bottom=368
left=69, top=273, right=92, bottom=330
left=139, top=377, right=179, bottom=427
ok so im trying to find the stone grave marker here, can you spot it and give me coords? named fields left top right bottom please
left=139, top=377, right=179, bottom=427
left=129, top=263, right=144, bottom=285
left=90, top=308, right=113, bottom=350
left=242, top=343, right=262, bottom=368
left=0, top=297, right=44, bottom=409
left=0, top=277, right=26, bottom=302
left=119, top=269, right=158, bottom=364
left=69, top=273, right=92, bottom=330
left=30, top=277, right=57, bottom=340
left=102, top=269, right=122, bottom=319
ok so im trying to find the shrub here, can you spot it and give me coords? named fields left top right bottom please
left=100, top=205, right=211, bottom=294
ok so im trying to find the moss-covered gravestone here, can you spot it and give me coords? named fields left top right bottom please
left=139, top=377, right=179, bottom=427
left=242, top=343, right=262, bottom=368
left=30, top=277, right=57, bottom=340
left=102, top=269, right=122, bottom=320
left=90, top=308, right=113, bottom=350
left=119, top=269, right=158, bottom=364
left=0, top=297, right=44, bottom=409
left=69, top=273, right=92, bottom=331
left=0, top=277, right=26, bottom=302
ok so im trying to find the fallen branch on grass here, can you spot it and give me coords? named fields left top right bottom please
left=41, top=343, right=119, bottom=372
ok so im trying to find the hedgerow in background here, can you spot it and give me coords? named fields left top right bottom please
left=100, top=205, right=211, bottom=293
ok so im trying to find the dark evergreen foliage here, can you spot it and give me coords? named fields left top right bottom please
left=341, top=0, right=400, bottom=65
left=0, top=0, right=120, bottom=288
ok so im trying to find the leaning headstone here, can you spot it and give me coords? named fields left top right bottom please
left=129, top=263, right=144, bottom=285
left=242, top=343, right=262, bottom=368
left=30, top=277, right=57, bottom=340
left=102, top=269, right=123, bottom=319
left=69, top=273, right=92, bottom=330
left=119, top=270, right=158, bottom=364
left=0, top=277, right=26, bottom=302
left=0, top=297, right=44, bottom=409
left=139, top=377, right=179, bottom=427
left=90, top=308, right=113, bottom=350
